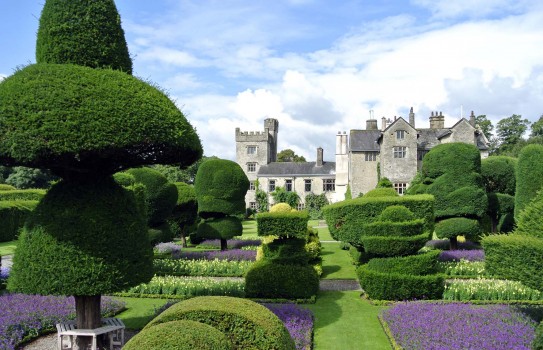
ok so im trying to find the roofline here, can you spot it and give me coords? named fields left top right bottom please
left=256, top=173, right=336, bottom=177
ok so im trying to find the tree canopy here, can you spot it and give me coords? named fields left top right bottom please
left=277, top=149, right=306, bottom=162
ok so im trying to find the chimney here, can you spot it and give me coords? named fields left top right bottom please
left=316, top=147, right=323, bottom=166
left=366, top=119, right=378, bottom=130
left=381, top=117, right=387, bottom=130
left=429, top=111, right=445, bottom=129
left=469, top=111, right=476, bottom=127
left=409, top=107, right=415, bottom=127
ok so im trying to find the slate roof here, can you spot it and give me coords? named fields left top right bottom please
left=350, top=130, right=381, bottom=151
left=417, top=128, right=451, bottom=150
left=258, top=161, right=336, bottom=176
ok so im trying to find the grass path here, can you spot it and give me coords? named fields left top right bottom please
left=321, top=242, right=358, bottom=280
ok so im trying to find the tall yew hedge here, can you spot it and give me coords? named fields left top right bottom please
left=515, top=145, right=543, bottom=220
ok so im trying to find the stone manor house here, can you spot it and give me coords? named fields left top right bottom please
left=235, top=108, right=489, bottom=210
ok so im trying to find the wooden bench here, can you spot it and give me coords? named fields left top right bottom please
left=56, top=318, right=125, bottom=350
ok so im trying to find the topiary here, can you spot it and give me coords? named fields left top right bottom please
left=422, top=142, right=481, bottom=179
left=0, top=184, right=16, bottom=191
left=481, top=156, right=517, bottom=195
left=196, top=217, right=243, bottom=241
left=516, top=191, right=543, bottom=238
left=435, top=217, right=481, bottom=241
left=195, top=159, right=249, bottom=217
left=270, top=202, right=293, bottom=213
left=261, top=238, right=310, bottom=265
left=145, top=296, right=295, bottom=350
left=124, top=320, right=233, bottom=350
left=378, top=205, right=415, bottom=222
left=364, top=188, right=398, bottom=198
left=36, top=0, right=132, bottom=73
left=515, top=144, right=543, bottom=220
left=113, top=172, right=136, bottom=187
left=376, top=177, right=393, bottom=188
left=171, top=182, right=198, bottom=247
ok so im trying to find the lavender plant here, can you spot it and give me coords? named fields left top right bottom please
left=176, top=249, right=256, bottom=261
left=381, top=302, right=536, bottom=350
left=263, top=303, right=313, bottom=350
left=198, top=238, right=262, bottom=249
left=438, top=249, right=485, bottom=262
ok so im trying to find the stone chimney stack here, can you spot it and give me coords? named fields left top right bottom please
left=409, top=107, right=415, bottom=127
left=366, top=119, right=378, bottom=130
left=381, top=117, right=387, bottom=130
left=469, top=111, right=476, bottom=127
left=316, top=147, right=323, bottom=166
left=429, top=111, right=445, bottom=129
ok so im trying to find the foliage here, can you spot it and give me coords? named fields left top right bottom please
left=176, top=249, right=257, bottom=261
left=171, top=182, right=198, bottom=240
left=376, top=177, right=393, bottom=188
left=475, top=114, right=494, bottom=138
left=0, top=184, right=15, bottom=191
left=277, top=149, right=306, bottom=162
left=305, top=193, right=328, bottom=219
left=438, top=250, right=485, bottom=262
left=145, top=296, right=296, bottom=350
left=0, top=63, right=202, bottom=177
left=256, top=211, right=309, bottom=239
left=516, top=190, right=543, bottom=238
left=345, top=184, right=352, bottom=200
left=271, top=187, right=300, bottom=208
left=482, top=233, right=543, bottom=291
left=0, top=200, right=38, bottom=242
left=7, top=178, right=153, bottom=295
left=196, top=216, right=243, bottom=241
left=262, top=303, right=313, bottom=350
left=495, top=114, right=530, bottom=154
left=255, top=180, right=269, bottom=212
left=534, top=321, right=543, bottom=350
left=36, top=0, right=132, bottom=73
left=153, top=258, right=252, bottom=277
left=150, top=157, right=217, bottom=184
left=532, top=115, right=543, bottom=137
left=481, top=156, right=517, bottom=195
left=422, top=142, right=481, bottom=179
left=364, top=187, right=398, bottom=198
left=443, top=279, right=543, bottom=301
left=270, top=202, right=294, bottom=213
left=261, top=238, right=310, bottom=265
left=0, top=294, right=124, bottom=350
left=125, top=276, right=245, bottom=298
left=245, top=260, right=319, bottom=299
left=438, top=260, right=485, bottom=277
left=0, top=189, right=45, bottom=201
left=195, top=158, right=249, bottom=217
left=124, top=320, right=233, bottom=350
left=381, top=302, right=537, bottom=350
left=435, top=217, right=481, bottom=241
left=515, top=144, right=543, bottom=219
left=363, top=250, right=441, bottom=276
left=378, top=205, right=415, bottom=222
left=5, top=166, right=57, bottom=189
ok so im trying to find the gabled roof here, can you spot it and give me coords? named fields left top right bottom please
left=258, top=161, right=336, bottom=176
left=350, top=130, right=381, bottom=151
left=382, top=116, right=416, bottom=133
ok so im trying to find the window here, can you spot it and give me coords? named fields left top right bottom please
left=393, top=146, right=406, bottom=158
left=394, top=183, right=407, bottom=195
left=268, top=180, right=276, bottom=192
left=249, top=202, right=257, bottom=210
left=365, top=152, right=377, bottom=161
left=247, top=162, right=257, bottom=172
left=249, top=181, right=256, bottom=191
left=285, top=179, right=293, bottom=192
left=396, top=130, right=405, bottom=139
left=247, top=146, right=257, bottom=155
left=323, top=179, right=335, bottom=192
left=297, top=203, right=305, bottom=211
left=304, top=179, right=312, bottom=192
left=418, top=150, right=429, bottom=161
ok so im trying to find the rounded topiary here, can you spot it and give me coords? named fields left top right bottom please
left=516, top=190, right=543, bottom=238
left=0, top=63, right=202, bottom=177
left=245, top=260, right=319, bottom=299
left=270, top=202, right=293, bottom=213
left=378, top=205, right=415, bottom=222
left=7, top=177, right=153, bottom=295
left=124, top=320, right=233, bottom=350
left=261, top=238, right=310, bottom=265
left=376, top=177, right=393, bottom=188
left=36, top=0, right=132, bottom=73
left=435, top=217, right=481, bottom=241
left=196, top=217, right=243, bottom=241
left=364, top=188, right=398, bottom=198
left=113, top=172, right=136, bottom=187
left=146, top=296, right=295, bottom=350
left=194, top=159, right=249, bottom=217
left=515, top=144, right=543, bottom=220
left=481, top=156, right=517, bottom=195
left=422, top=142, right=481, bottom=179
left=126, top=168, right=178, bottom=227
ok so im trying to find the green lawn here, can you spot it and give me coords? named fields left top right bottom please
left=114, top=297, right=170, bottom=329
left=306, top=291, right=391, bottom=350
left=321, top=242, right=358, bottom=280
left=0, top=240, right=17, bottom=256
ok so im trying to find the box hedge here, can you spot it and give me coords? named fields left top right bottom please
left=482, top=234, right=543, bottom=291
left=256, top=211, right=309, bottom=239
left=363, top=250, right=441, bottom=276
left=145, top=296, right=295, bottom=350
left=0, top=189, right=46, bottom=201
left=516, top=190, right=543, bottom=238
left=245, top=260, right=319, bottom=299
left=322, top=195, right=434, bottom=244
left=261, top=238, right=310, bottom=265
left=360, top=232, right=431, bottom=257
left=0, top=200, right=38, bottom=242
left=196, top=216, right=243, bottom=241
left=515, top=144, right=543, bottom=220
left=361, top=219, right=425, bottom=237
left=435, top=217, right=481, bottom=241
left=124, top=320, right=233, bottom=350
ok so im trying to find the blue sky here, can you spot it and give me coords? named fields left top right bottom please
left=1, top=0, right=543, bottom=161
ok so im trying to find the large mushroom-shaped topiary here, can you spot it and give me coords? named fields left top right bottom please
left=1, top=0, right=202, bottom=346
left=194, top=159, right=249, bottom=250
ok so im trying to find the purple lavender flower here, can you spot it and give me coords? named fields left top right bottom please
left=0, top=266, right=9, bottom=281
left=381, top=302, right=536, bottom=350
left=438, top=249, right=485, bottom=262
left=154, top=242, right=181, bottom=255
left=199, top=239, right=262, bottom=249
left=263, top=303, right=313, bottom=350
left=177, top=249, right=256, bottom=261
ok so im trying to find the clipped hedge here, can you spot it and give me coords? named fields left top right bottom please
left=0, top=184, right=16, bottom=191
left=378, top=205, right=415, bottom=222
left=364, top=188, right=398, bottom=198
left=270, top=203, right=293, bottom=213
left=323, top=195, right=434, bottom=244
left=261, top=238, right=310, bottom=265
left=358, top=264, right=444, bottom=300
left=245, top=260, right=319, bottom=299
left=516, top=190, right=543, bottom=238
left=422, top=142, right=481, bottom=179
left=0, top=200, right=38, bottom=242
left=515, top=145, right=543, bottom=220
left=482, top=234, right=543, bottom=292
left=481, top=156, right=517, bottom=195
left=362, top=219, right=425, bottom=237
left=256, top=211, right=309, bottom=239
left=360, top=232, right=430, bottom=257
left=435, top=217, right=481, bottom=241
left=363, top=250, right=440, bottom=276
left=0, top=189, right=46, bottom=201
left=145, top=296, right=295, bottom=350
left=196, top=217, right=243, bottom=241
left=124, top=320, right=233, bottom=350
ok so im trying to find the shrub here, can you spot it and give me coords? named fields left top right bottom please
left=305, top=193, right=328, bottom=219
left=124, top=320, right=233, bottom=350
left=364, top=250, right=441, bottom=275
left=482, top=233, right=543, bottom=291
left=171, top=182, right=198, bottom=239
left=360, top=232, right=430, bottom=257
left=376, top=177, right=393, bottom=188
left=271, top=187, right=300, bottom=208
left=378, top=205, right=415, bottom=222
left=516, top=144, right=543, bottom=220
left=153, top=258, right=252, bottom=277
left=270, top=202, right=293, bottom=213
left=0, top=200, right=38, bottom=242
left=422, top=142, right=481, bottom=179
left=435, top=217, right=481, bottom=241
left=0, top=184, right=16, bottom=191
left=245, top=260, right=319, bottom=299
left=362, top=220, right=425, bottom=237
left=125, top=276, right=245, bottom=297
left=257, top=211, right=309, bottom=239
left=516, top=190, right=543, bottom=238
left=364, top=188, right=398, bottom=198
left=534, top=321, right=543, bottom=350
left=481, top=156, right=517, bottom=195
left=113, top=172, right=136, bottom=186
left=443, top=278, right=543, bottom=301
left=0, top=189, right=46, bottom=201
left=261, top=238, right=310, bottom=265
left=145, top=296, right=295, bottom=350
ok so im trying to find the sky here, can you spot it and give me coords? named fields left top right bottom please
left=1, top=1, right=543, bottom=162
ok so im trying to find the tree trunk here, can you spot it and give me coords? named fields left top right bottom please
left=220, top=238, right=228, bottom=251
left=181, top=230, right=187, bottom=248
left=74, top=295, right=103, bottom=349
left=449, top=236, right=458, bottom=250
left=491, top=215, right=498, bottom=233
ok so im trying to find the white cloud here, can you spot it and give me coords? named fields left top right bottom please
left=411, top=0, right=538, bottom=19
